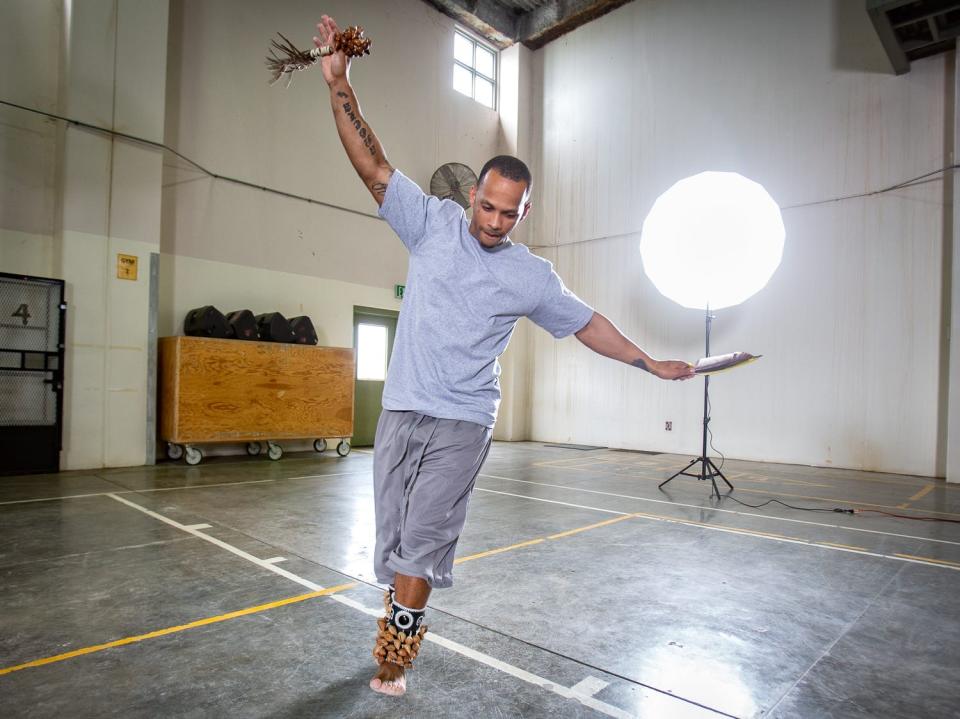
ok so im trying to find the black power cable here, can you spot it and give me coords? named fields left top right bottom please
left=529, top=163, right=960, bottom=250
left=705, top=428, right=959, bottom=523
left=853, top=509, right=960, bottom=524
left=0, top=98, right=383, bottom=221
left=721, top=493, right=852, bottom=514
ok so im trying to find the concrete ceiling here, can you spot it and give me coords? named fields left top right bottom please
left=868, top=0, right=960, bottom=74
left=420, top=0, right=636, bottom=49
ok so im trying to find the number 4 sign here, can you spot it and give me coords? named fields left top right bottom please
left=11, top=303, right=31, bottom=326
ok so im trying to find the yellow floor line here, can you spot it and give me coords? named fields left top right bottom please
left=547, top=461, right=840, bottom=488
left=726, top=527, right=793, bottom=540
left=907, top=484, right=935, bottom=503
left=4, top=513, right=651, bottom=679
left=894, top=554, right=960, bottom=568
left=626, top=511, right=960, bottom=568
left=736, top=487, right=960, bottom=519
left=454, top=538, right=544, bottom=564
left=457, top=493, right=960, bottom=574
left=8, top=481, right=956, bottom=680
left=547, top=514, right=638, bottom=539
left=735, top=477, right=832, bottom=489
left=631, top=510, right=796, bottom=541
left=544, top=454, right=960, bottom=492
left=532, top=457, right=603, bottom=468
left=818, top=541, right=868, bottom=551
left=0, top=582, right=356, bottom=677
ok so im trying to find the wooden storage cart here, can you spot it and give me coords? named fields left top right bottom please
left=158, top=336, right=354, bottom=465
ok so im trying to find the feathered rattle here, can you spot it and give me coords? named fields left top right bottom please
left=266, top=26, right=372, bottom=87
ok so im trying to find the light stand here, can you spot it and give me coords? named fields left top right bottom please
left=659, top=305, right=734, bottom=497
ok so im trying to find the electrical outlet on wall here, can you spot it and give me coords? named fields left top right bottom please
left=665, top=421, right=672, bottom=431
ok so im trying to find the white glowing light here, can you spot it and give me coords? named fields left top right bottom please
left=640, top=172, right=785, bottom=310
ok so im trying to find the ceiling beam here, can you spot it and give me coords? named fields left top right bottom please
left=518, top=0, right=635, bottom=49
left=420, top=0, right=637, bottom=50
left=420, top=0, right=520, bottom=48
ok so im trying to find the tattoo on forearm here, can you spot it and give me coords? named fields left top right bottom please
left=336, top=91, right=348, bottom=98
left=631, top=358, right=651, bottom=372
left=371, top=182, right=387, bottom=197
left=341, top=101, right=378, bottom=157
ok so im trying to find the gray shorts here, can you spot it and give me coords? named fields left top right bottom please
left=373, top=409, right=493, bottom=589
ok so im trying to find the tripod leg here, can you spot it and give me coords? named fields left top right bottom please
left=660, top=458, right=698, bottom=488
left=707, top=457, right=734, bottom=491
left=709, top=475, right=721, bottom=498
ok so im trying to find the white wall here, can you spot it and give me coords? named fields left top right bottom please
left=162, top=0, right=502, bottom=290
left=527, top=0, right=949, bottom=476
left=1, top=0, right=169, bottom=470
left=948, top=46, right=960, bottom=484
left=493, top=42, right=536, bottom=441
left=3, top=0, right=513, bottom=469
left=0, top=0, right=60, bottom=272
left=7, top=0, right=949, bottom=477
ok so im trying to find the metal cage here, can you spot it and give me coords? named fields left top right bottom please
left=0, top=272, right=66, bottom=475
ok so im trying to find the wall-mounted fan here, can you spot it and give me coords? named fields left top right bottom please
left=430, top=162, right=477, bottom=209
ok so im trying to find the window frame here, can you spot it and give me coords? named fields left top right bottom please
left=453, top=29, right=498, bottom=110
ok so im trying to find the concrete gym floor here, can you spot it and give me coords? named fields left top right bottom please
left=2, top=443, right=959, bottom=718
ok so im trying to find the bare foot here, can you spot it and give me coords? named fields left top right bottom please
left=369, top=662, right=406, bottom=696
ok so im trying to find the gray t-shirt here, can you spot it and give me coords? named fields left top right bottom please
left=378, top=170, right=594, bottom=427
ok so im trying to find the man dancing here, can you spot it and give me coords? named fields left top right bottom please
left=314, top=14, right=695, bottom=697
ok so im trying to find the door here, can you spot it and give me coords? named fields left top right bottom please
left=352, top=307, right=398, bottom=447
left=0, top=273, right=66, bottom=475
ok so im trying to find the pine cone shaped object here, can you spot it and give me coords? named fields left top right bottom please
left=372, top=619, right=429, bottom=669
left=266, top=26, right=372, bottom=86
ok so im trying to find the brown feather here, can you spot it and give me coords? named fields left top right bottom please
left=265, top=26, right=372, bottom=86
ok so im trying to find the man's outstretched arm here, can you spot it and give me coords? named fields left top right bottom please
left=316, top=15, right=393, bottom=205
left=574, top=312, right=695, bottom=381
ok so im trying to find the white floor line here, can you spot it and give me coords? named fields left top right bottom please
left=263, top=557, right=287, bottom=564
left=137, top=479, right=277, bottom=492
left=477, top=478, right=960, bottom=572
left=107, top=493, right=644, bottom=719
left=480, top=473, right=960, bottom=548
left=106, top=493, right=644, bottom=718
left=107, top=493, right=324, bottom=591
left=279, top=471, right=370, bottom=481
left=0, top=470, right=370, bottom=507
left=183, top=523, right=212, bottom=530
left=0, top=491, right=112, bottom=506
left=475, top=488, right=629, bottom=516
left=0, top=480, right=275, bottom=506
left=425, top=633, right=635, bottom=719
left=571, top=675, right=611, bottom=697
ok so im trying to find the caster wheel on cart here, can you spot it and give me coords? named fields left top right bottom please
left=166, top=443, right=184, bottom=461
left=313, top=438, right=327, bottom=454
left=267, top=442, right=283, bottom=461
left=246, top=442, right=262, bottom=456
left=185, top=446, right=203, bottom=466
left=336, top=440, right=351, bottom=457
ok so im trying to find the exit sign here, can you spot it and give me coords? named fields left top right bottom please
left=395, top=284, right=405, bottom=299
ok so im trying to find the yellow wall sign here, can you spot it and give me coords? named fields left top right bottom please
left=117, top=254, right=138, bottom=280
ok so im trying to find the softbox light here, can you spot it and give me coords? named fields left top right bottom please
left=640, top=171, right=784, bottom=311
